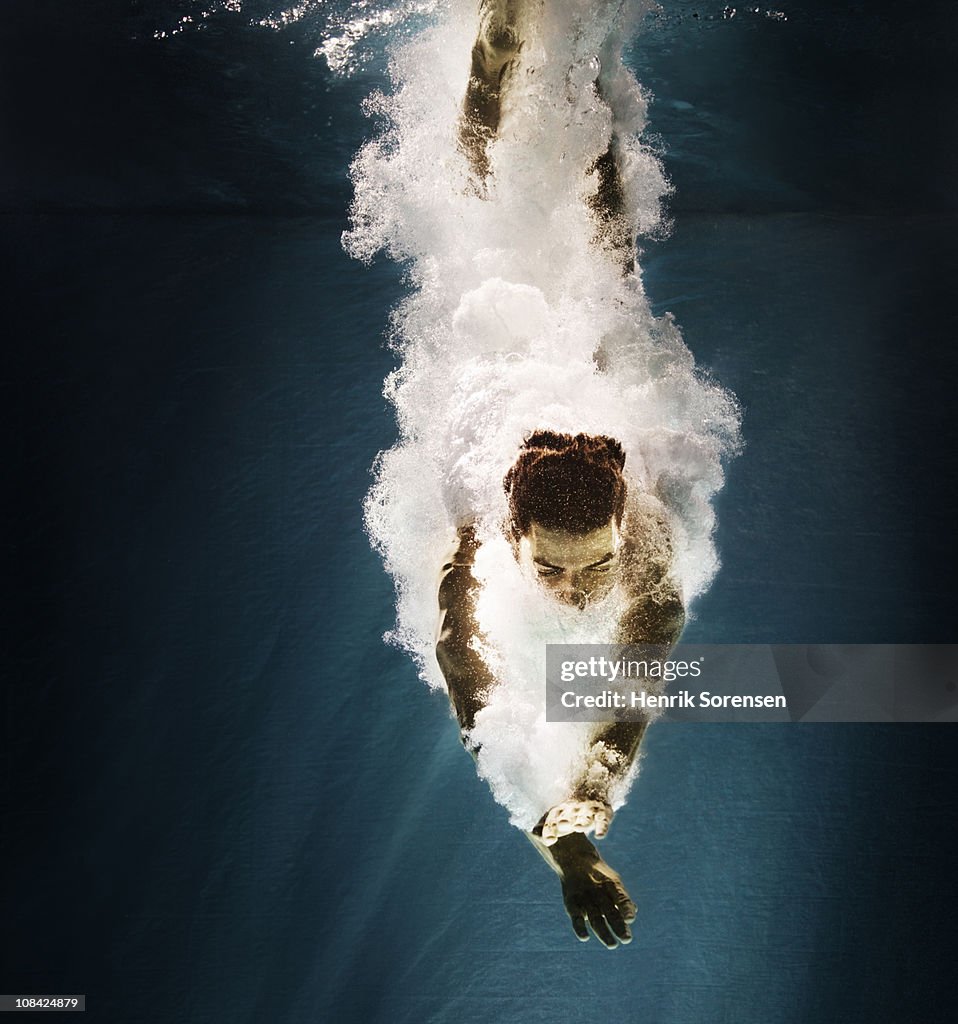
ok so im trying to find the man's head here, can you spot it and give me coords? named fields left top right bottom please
left=503, top=431, right=627, bottom=607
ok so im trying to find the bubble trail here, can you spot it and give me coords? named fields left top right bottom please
left=344, top=0, right=742, bottom=827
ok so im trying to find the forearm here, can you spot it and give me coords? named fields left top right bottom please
left=561, top=588, right=681, bottom=803
left=435, top=622, right=496, bottom=735
left=569, top=584, right=674, bottom=803
left=572, top=719, right=648, bottom=803
left=435, top=525, right=495, bottom=734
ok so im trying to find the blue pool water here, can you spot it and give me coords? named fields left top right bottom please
left=3, top=2, right=957, bottom=1021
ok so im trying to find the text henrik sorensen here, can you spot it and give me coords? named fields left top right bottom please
left=560, top=690, right=788, bottom=709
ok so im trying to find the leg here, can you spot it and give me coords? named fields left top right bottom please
left=459, top=0, right=636, bottom=274
left=587, top=72, right=636, bottom=273
left=588, top=139, right=635, bottom=273
left=458, top=0, right=526, bottom=182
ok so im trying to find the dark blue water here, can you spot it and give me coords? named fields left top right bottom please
left=4, top=3, right=957, bottom=1021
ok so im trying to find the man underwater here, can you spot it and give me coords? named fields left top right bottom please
left=430, top=1, right=687, bottom=948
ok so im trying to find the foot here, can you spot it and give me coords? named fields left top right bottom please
left=476, top=0, right=523, bottom=76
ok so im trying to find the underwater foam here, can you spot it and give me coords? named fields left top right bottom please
left=345, top=0, right=741, bottom=828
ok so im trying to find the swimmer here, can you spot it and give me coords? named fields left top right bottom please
left=436, top=432, right=685, bottom=947
left=347, top=0, right=737, bottom=951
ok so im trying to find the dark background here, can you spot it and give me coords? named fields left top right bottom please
left=4, top=2, right=957, bottom=1021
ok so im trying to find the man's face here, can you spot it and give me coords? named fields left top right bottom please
left=519, top=518, right=620, bottom=609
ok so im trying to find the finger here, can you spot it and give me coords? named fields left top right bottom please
left=609, top=880, right=637, bottom=923
left=541, top=814, right=559, bottom=845
left=568, top=914, right=590, bottom=942
left=544, top=807, right=571, bottom=840
left=593, top=807, right=611, bottom=839
left=556, top=817, right=579, bottom=838
left=563, top=891, right=590, bottom=940
left=586, top=905, right=618, bottom=949
left=599, top=892, right=632, bottom=944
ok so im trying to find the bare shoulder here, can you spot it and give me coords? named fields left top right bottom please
left=615, top=491, right=685, bottom=645
left=618, top=491, right=676, bottom=593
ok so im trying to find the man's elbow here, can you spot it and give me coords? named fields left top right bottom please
left=435, top=635, right=456, bottom=678
left=434, top=641, right=479, bottom=735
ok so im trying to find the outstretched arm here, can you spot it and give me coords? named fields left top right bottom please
left=527, top=584, right=683, bottom=945
left=435, top=524, right=496, bottom=736
left=537, top=580, right=686, bottom=845
left=436, top=531, right=635, bottom=948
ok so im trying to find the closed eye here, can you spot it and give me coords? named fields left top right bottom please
left=586, top=553, right=616, bottom=572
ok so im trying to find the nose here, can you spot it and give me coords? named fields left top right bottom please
left=554, top=580, right=587, bottom=609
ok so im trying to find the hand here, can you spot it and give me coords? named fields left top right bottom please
left=538, top=799, right=613, bottom=846
left=553, top=835, right=636, bottom=948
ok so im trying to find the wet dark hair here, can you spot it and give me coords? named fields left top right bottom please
left=503, top=431, right=627, bottom=538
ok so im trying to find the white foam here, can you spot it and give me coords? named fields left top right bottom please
left=347, top=0, right=741, bottom=828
